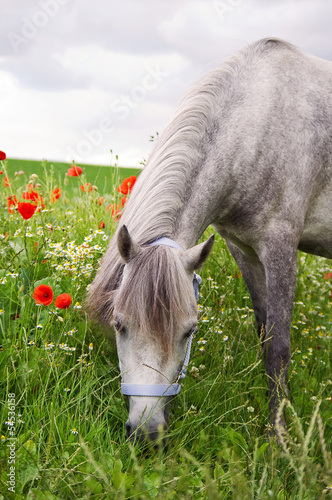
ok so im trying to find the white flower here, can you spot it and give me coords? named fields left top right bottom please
left=190, top=366, right=199, bottom=378
left=197, top=338, right=207, bottom=345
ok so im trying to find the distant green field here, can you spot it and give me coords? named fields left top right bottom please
left=5, top=159, right=141, bottom=196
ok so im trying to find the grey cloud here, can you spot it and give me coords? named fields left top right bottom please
left=0, top=49, right=92, bottom=91
left=1, top=0, right=332, bottom=165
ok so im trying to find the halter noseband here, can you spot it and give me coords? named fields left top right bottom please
left=119, top=237, right=201, bottom=398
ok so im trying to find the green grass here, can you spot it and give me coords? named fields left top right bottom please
left=0, top=159, right=331, bottom=499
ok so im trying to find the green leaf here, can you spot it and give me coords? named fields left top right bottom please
left=257, top=442, right=270, bottom=460
left=112, top=459, right=125, bottom=490
left=27, top=490, right=62, bottom=500
left=226, top=428, right=248, bottom=451
left=84, top=478, right=103, bottom=494
left=214, top=463, right=225, bottom=481
left=33, top=278, right=56, bottom=289
left=22, top=439, right=37, bottom=455
left=144, top=475, right=159, bottom=499
left=8, top=237, right=24, bottom=254
left=19, top=464, right=39, bottom=491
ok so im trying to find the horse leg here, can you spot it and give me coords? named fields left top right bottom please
left=226, top=241, right=267, bottom=340
left=259, top=228, right=298, bottom=429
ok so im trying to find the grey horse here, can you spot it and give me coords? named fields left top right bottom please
left=87, top=38, right=332, bottom=443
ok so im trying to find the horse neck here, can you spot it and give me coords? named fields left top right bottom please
left=120, top=77, right=227, bottom=248
left=120, top=154, right=216, bottom=249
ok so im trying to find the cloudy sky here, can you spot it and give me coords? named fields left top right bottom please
left=1, top=0, right=332, bottom=167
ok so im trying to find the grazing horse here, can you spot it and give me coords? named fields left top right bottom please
left=87, top=38, right=332, bottom=443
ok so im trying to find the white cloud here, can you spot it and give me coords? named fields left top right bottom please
left=55, top=45, right=188, bottom=93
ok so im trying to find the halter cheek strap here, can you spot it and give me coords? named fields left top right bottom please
left=119, top=237, right=201, bottom=398
left=149, top=237, right=202, bottom=303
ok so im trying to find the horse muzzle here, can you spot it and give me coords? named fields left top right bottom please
left=125, top=418, right=168, bottom=446
left=125, top=401, right=169, bottom=446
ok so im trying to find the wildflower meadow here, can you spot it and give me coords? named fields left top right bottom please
left=0, top=152, right=331, bottom=499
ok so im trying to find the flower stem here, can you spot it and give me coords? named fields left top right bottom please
left=23, top=221, right=30, bottom=265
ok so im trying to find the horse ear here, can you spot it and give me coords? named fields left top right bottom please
left=117, top=225, right=141, bottom=263
left=181, top=234, right=214, bottom=272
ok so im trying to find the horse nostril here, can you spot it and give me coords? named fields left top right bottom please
left=148, top=423, right=167, bottom=444
left=125, top=421, right=133, bottom=439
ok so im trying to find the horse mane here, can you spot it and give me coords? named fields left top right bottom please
left=86, top=37, right=296, bottom=329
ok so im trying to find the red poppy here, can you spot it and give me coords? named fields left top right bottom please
left=33, top=284, right=54, bottom=306
left=7, top=195, right=18, bottom=214
left=55, top=293, right=72, bottom=309
left=121, top=196, right=127, bottom=207
left=117, top=175, right=137, bottom=195
left=324, top=272, right=332, bottom=280
left=99, top=220, right=105, bottom=228
left=17, top=202, right=37, bottom=220
left=67, top=164, right=82, bottom=177
left=23, top=186, right=39, bottom=202
left=98, top=197, right=103, bottom=205
left=107, top=203, right=122, bottom=219
left=0, top=151, right=6, bottom=161
left=51, top=187, right=61, bottom=203
left=4, top=177, right=10, bottom=188
left=80, top=183, right=93, bottom=193
left=111, top=206, right=122, bottom=219
left=22, top=185, right=45, bottom=211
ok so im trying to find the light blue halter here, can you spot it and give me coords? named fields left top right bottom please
left=119, top=237, right=202, bottom=398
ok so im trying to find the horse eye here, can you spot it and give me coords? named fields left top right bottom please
left=184, top=326, right=197, bottom=338
left=113, top=319, right=124, bottom=333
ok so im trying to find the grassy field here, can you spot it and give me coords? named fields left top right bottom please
left=0, top=158, right=331, bottom=499
left=5, top=158, right=140, bottom=198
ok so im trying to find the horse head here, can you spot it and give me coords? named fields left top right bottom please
left=113, top=225, right=214, bottom=444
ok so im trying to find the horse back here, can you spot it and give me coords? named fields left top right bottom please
left=181, top=39, right=332, bottom=256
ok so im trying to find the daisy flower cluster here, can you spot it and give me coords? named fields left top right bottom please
left=44, top=231, right=107, bottom=280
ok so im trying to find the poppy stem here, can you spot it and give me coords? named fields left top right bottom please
left=1, top=162, right=13, bottom=192
left=23, top=222, right=30, bottom=265
left=4, top=249, right=25, bottom=272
